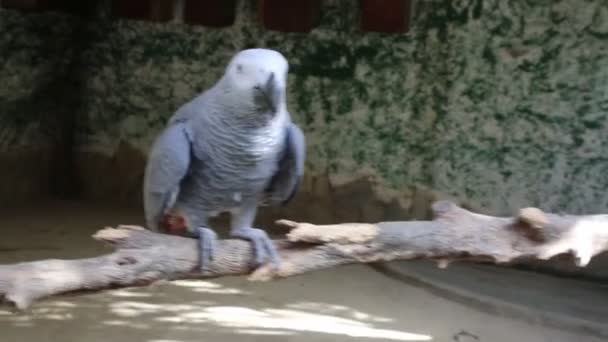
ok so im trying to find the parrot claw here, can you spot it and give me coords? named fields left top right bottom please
left=231, top=227, right=281, bottom=269
left=196, top=227, right=218, bottom=273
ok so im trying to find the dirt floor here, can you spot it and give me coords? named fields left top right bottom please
left=0, top=200, right=605, bottom=342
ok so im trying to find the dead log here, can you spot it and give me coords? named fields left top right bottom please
left=1, top=200, right=607, bottom=311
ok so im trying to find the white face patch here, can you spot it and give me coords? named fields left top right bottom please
left=224, top=48, right=289, bottom=97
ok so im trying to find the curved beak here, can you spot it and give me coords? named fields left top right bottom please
left=260, top=72, right=281, bottom=113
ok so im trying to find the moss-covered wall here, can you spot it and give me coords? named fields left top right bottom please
left=438, top=0, right=608, bottom=215
left=70, top=0, right=441, bottom=213
left=65, top=0, right=608, bottom=217
left=2, top=0, right=608, bottom=216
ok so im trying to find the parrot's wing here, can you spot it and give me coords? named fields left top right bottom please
left=143, top=120, right=193, bottom=231
left=265, top=121, right=306, bottom=205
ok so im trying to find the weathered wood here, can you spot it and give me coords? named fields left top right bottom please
left=1, top=200, right=607, bottom=311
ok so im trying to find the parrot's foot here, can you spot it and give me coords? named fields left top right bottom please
left=195, top=227, right=218, bottom=272
left=230, top=227, right=281, bottom=269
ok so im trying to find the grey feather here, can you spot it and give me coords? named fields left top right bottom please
left=142, top=120, right=193, bottom=231
left=265, top=120, right=306, bottom=205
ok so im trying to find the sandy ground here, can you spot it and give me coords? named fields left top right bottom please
left=0, top=200, right=604, bottom=342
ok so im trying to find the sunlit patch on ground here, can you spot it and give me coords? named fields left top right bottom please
left=154, top=305, right=431, bottom=340
left=171, top=280, right=251, bottom=295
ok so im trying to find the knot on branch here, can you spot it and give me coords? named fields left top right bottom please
left=431, top=200, right=459, bottom=218
left=518, top=207, right=548, bottom=229
left=93, top=227, right=132, bottom=243
left=511, top=207, right=549, bottom=243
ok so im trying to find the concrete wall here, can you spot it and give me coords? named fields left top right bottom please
left=1, top=0, right=608, bottom=278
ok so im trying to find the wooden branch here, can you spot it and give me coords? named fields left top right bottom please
left=1, top=200, right=607, bottom=311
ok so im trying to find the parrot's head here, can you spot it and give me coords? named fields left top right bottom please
left=223, top=48, right=289, bottom=114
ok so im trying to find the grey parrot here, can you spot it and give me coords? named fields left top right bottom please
left=143, top=48, right=305, bottom=271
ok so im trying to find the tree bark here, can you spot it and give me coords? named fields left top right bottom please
left=1, top=200, right=607, bottom=311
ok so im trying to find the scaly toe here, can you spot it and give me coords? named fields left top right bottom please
left=197, top=227, right=218, bottom=272
left=261, top=237, right=281, bottom=269
left=232, top=228, right=281, bottom=268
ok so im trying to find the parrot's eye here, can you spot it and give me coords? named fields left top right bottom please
left=236, top=64, right=243, bottom=73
